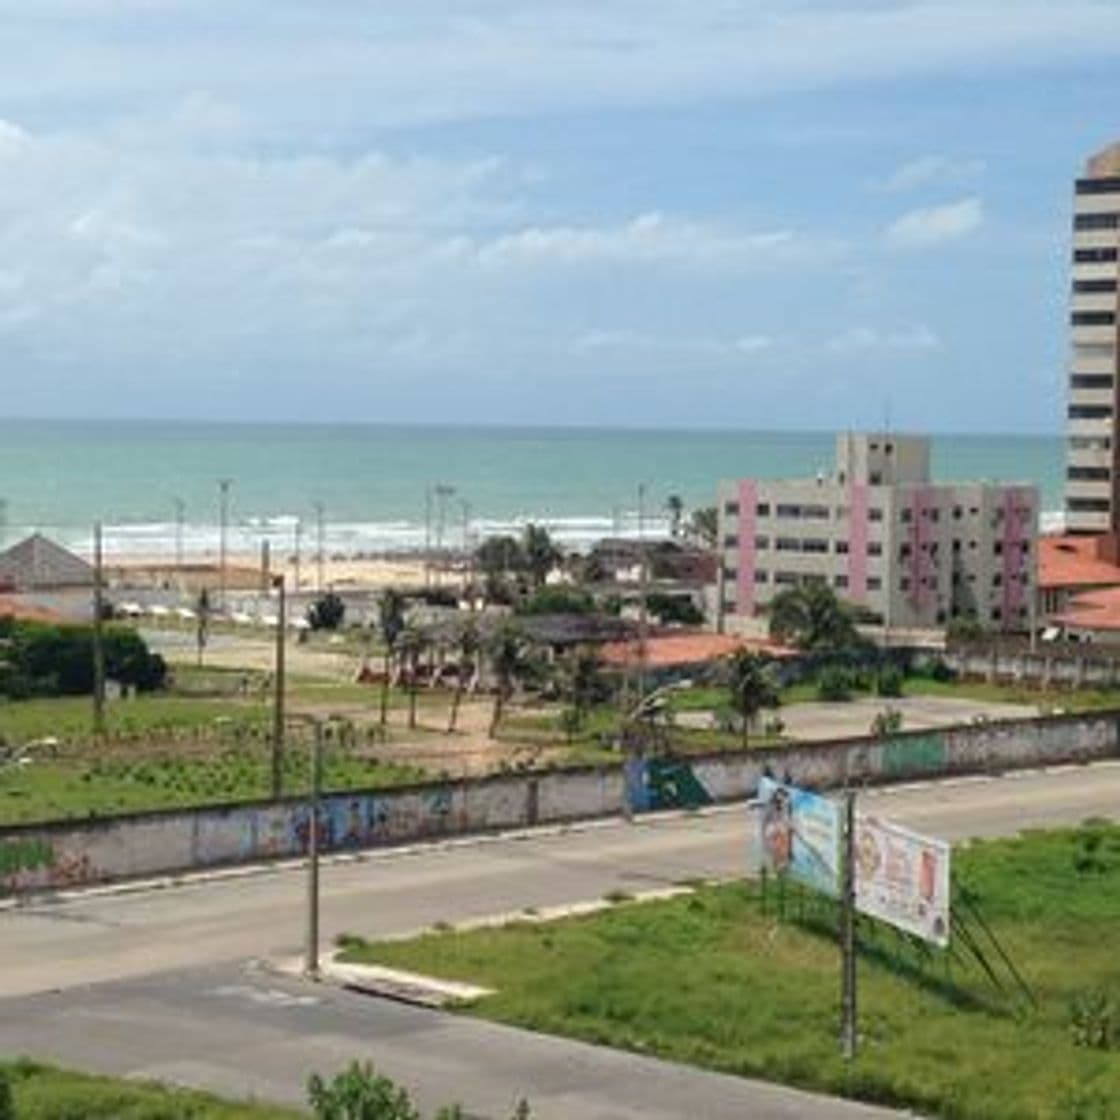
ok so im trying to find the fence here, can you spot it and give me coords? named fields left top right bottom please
left=0, top=709, right=1117, bottom=893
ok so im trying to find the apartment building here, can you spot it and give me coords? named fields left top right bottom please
left=717, top=433, right=1038, bottom=634
left=1065, top=141, right=1120, bottom=535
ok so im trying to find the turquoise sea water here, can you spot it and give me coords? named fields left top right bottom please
left=0, top=420, right=1063, bottom=557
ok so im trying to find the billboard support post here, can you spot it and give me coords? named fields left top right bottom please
left=841, top=790, right=857, bottom=1062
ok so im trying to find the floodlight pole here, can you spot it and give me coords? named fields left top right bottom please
left=841, top=789, right=858, bottom=1061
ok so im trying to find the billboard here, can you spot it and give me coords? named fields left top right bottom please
left=854, top=815, right=950, bottom=947
left=757, top=777, right=841, bottom=897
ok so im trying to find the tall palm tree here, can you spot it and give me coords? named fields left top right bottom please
left=487, top=622, right=527, bottom=738
left=726, top=649, right=780, bottom=748
left=377, top=588, right=406, bottom=725
left=397, top=624, right=426, bottom=730
left=522, top=523, right=562, bottom=589
left=563, top=646, right=605, bottom=730
left=768, top=581, right=859, bottom=653
left=447, top=619, right=479, bottom=733
left=665, top=494, right=684, bottom=539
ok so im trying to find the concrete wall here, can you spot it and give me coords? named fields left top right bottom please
left=946, top=645, right=1120, bottom=688
left=1, top=710, right=1117, bottom=894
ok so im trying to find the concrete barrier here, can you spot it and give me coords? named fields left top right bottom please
left=0, top=709, right=1117, bottom=894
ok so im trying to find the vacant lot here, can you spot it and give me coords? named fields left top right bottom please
left=344, top=823, right=1120, bottom=1120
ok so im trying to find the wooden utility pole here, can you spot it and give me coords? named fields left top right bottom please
left=92, top=521, right=106, bottom=736
left=271, top=575, right=286, bottom=799
left=841, top=790, right=858, bottom=1061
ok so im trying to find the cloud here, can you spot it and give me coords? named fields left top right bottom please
left=479, top=213, right=811, bottom=269
left=877, top=155, right=986, bottom=193
left=884, top=198, right=983, bottom=249
left=826, top=325, right=941, bottom=352
left=572, top=329, right=776, bottom=356
left=2, top=3, right=1120, bottom=133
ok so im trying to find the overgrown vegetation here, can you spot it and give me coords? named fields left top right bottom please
left=342, top=823, right=1120, bottom=1120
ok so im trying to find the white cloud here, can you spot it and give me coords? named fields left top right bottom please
left=479, top=213, right=810, bottom=269
left=2, top=3, right=1119, bottom=133
left=877, top=155, right=986, bottom=193
left=571, top=329, right=777, bottom=359
left=884, top=197, right=983, bottom=249
left=826, top=325, right=941, bottom=352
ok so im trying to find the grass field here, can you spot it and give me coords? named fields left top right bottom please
left=0, top=1058, right=295, bottom=1119
left=342, top=823, right=1120, bottom=1120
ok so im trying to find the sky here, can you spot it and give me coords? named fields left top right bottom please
left=0, top=1, right=1118, bottom=432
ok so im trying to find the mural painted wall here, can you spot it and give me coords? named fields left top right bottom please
left=1, top=711, right=1116, bottom=894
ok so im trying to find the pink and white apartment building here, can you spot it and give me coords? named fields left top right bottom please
left=717, top=434, right=1038, bottom=633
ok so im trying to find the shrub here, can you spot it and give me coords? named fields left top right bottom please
left=816, top=666, right=853, bottom=702
left=307, top=593, right=346, bottom=631
left=875, top=665, right=904, bottom=697
left=870, top=707, right=904, bottom=737
left=1070, top=988, right=1119, bottom=1050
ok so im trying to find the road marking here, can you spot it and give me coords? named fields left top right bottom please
left=209, top=984, right=320, bottom=1009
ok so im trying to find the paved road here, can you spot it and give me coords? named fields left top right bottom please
left=0, top=761, right=1117, bottom=1118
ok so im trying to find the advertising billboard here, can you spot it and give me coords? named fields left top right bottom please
left=757, top=777, right=841, bottom=897
left=854, top=815, right=950, bottom=947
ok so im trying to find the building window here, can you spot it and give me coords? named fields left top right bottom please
left=869, top=472, right=882, bottom=485
left=724, top=502, right=740, bottom=517
left=774, top=571, right=799, bottom=586
left=885, top=443, right=894, bottom=454
left=723, top=535, right=739, bottom=548
left=835, top=540, right=849, bottom=555
left=1074, top=278, right=1119, bottom=294
left=756, top=502, right=770, bottom=516
left=1070, top=435, right=1112, bottom=451
left=1071, top=374, right=1115, bottom=391
left=754, top=535, right=770, bottom=549
left=754, top=570, right=769, bottom=584
left=900, top=577, right=910, bottom=591
left=1075, top=246, right=1119, bottom=263
left=1069, top=404, right=1113, bottom=420
left=1076, top=176, right=1120, bottom=195
left=723, top=567, right=737, bottom=582
left=868, top=508, right=883, bottom=522
left=868, top=542, right=882, bottom=556
left=993, top=574, right=1003, bottom=587
left=994, top=541, right=1004, bottom=555
left=1071, top=311, right=1117, bottom=327
left=900, top=508, right=912, bottom=523
left=1068, top=497, right=1112, bottom=513
left=952, top=506, right=962, bottom=520
left=835, top=505, right=848, bottom=519
left=775, top=537, right=801, bottom=552
left=802, top=539, right=829, bottom=554
left=833, top=575, right=849, bottom=590
left=899, top=543, right=912, bottom=559
left=867, top=577, right=882, bottom=591
left=991, top=607, right=1003, bottom=622
left=1074, top=212, right=1120, bottom=230
left=1068, top=465, right=1111, bottom=481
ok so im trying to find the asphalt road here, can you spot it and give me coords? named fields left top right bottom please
left=0, top=761, right=1117, bottom=1118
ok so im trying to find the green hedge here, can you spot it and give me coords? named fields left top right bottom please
left=0, top=619, right=166, bottom=699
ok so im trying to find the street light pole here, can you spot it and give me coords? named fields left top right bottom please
left=218, top=478, right=233, bottom=611
left=306, top=717, right=323, bottom=980
left=173, top=497, right=185, bottom=572
left=92, top=521, right=106, bottom=736
left=271, top=574, right=286, bottom=799
left=314, top=501, right=325, bottom=593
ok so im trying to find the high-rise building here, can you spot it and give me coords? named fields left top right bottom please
left=1065, top=141, right=1120, bottom=536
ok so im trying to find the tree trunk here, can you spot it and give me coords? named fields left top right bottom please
left=379, top=650, right=391, bottom=725
left=489, top=687, right=505, bottom=738
left=448, top=681, right=463, bottom=733
left=741, top=710, right=750, bottom=750
left=408, top=660, right=418, bottom=730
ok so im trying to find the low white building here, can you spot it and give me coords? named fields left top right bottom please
left=717, top=433, right=1038, bottom=634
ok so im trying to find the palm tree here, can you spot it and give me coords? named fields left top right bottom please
left=447, top=619, right=479, bottom=733
left=396, top=625, right=426, bottom=730
left=726, top=650, right=780, bottom=748
left=768, top=580, right=860, bottom=653
left=522, top=523, right=562, bottom=589
left=665, top=494, right=684, bottom=539
left=195, top=588, right=211, bottom=667
left=377, top=589, right=406, bottom=725
left=563, top=647, right=605, bottom=729
left=687, top=506, right=718, bottom=549
left=487, top=622, right=527, bottom=738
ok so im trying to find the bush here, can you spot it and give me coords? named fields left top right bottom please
left=870, top=707, right=904, bottom=737
left=307, top=593, right=346, bottom=631
left=816, top=665, right=853, bottom=702
left=646, top=593, right=703, bottom=627
left=1070, top=988, right=1119, bottom=1050
left=516, top=587, right=594, bottom=616
left=875, top=665, right=904, bottom=697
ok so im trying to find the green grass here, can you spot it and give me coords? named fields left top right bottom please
left=342, top=823, right=1120, bottom=1120
left=0, top=1058, right=295, bottom=1118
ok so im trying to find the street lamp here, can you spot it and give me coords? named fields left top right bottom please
left=218, top=478, right=234, bottom=611
left=271, top=574, right=286, bottom=799
left=286, top=712, right=324, bottom=981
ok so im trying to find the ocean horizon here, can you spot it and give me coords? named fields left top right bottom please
left=0, top=418, right=1066, bottom=559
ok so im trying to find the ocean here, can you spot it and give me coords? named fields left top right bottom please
left=0, top=420, right=1064, bottom=558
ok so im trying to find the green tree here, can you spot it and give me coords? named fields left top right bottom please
left=516, top=587, right=594, bottom=616
left=447, top=619, right=479, bottom=733
left=665, top=494, right=684, bottom=538
left=196, top=587, right=211, bottom=667
left=476, top=535, right=523, bottom=604
left=725, top=650, right=780, bottom=748
left=377, top=589, right=406, bottom=725
left=767, top=580, right=861, bottom=653
left=687, top=506, right=718, bottom=549
left=487, top=623, right=528, bottom=737
left=397, top=624, right=426, bottom=731
left=522, top=523, right=562, bottom=589
left=308, top=1061, right=420, bottom=1120
left=558, top=646, right=607, bottom=729
left=307, top=591, right=346, bottom=631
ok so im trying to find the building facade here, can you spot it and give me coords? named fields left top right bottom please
left=718, top=434, right=1037, bottom=633
left=1065, top=141, right=1120, bottom=535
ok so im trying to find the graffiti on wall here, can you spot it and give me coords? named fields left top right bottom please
left=883, top=735, right=947, bottom=777
left=626, top=757, right=713, bottom=813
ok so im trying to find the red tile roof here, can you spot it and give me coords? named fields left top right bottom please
left=1038, top=535, right=1120, bottom=591
left=599, top=630, right=797, bottom=670
left=1052, top=586, right=1120, bottom=632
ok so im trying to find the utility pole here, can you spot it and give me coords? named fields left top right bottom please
left=840, top=790, right=858, bottom=1061
left=434, top=484, right=455, bottom=586
left=271, top=574, right=286, bottom=799
left=314, top=501, right=325, bottom=593
left=306, top=717, right=323, bottom=979
left=218, top=478, right=233, bottom=611
left=424, top=486, right=433, bottom=588
left=293, top=519, right=302, bottom=592
left=92, top=521, right=106, bottom=736
left=461, top=499, right=473, bottom=602
left=173, top=497, right=185, bottom=572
